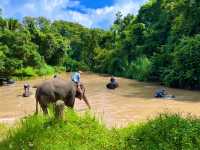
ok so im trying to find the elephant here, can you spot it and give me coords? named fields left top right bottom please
left=106, top=82, right=119, bottom=89
left=35, top=78, right=91, bottom=115
left=106, top=76, right=119, bottom=89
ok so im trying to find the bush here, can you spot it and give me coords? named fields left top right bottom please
left=15, top=67, right=37, bottom=77
left=127, top=56, right=152, bottom=81
left=0, top=124, right=8, bottom=141
left=1, top=113, right=200, bottom=149
left=162, top=35, right=200, bottom=89
left=14, top=65, right=56, bottom=77
left=121, top=114, right=200, bottom=150
left=53, top=66, right=66, bottom=73
left=36, top=65, right=55, bottom=76
left=149, top=51, right=173, bottom=82
left=64, top=57, right=89, bottom=72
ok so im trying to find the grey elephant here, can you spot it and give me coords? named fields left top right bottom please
left=35, top=78, right=91, bottom=115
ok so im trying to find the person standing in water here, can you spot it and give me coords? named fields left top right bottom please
left=23, top=83, right=30, bottom=97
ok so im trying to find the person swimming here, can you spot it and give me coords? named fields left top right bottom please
left=154, top=88, right=175, bottom=99
left=110, top=76, right=116, bottom=84
left=154, top=88, right=166, bottom=98
left=106, top=76, right=119, bottom=89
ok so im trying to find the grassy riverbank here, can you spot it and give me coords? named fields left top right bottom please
left=0, top=110, right=200, bottom=150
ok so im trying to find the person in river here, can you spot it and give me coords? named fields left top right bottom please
left=110, top=76, right=116, bottom=84
left=23, top=83, right=30, bottom=97
left=71, top=71, right=83, bottom=100
left=154, top=88, right=175, bottom=99
left=154, top=88, right=166, bottom=98
left=106, top=76, right=119, bottom=89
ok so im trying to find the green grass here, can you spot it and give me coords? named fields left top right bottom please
left=0, top=109, right=120, bottom=150
left=0, top=124, right=9, bottom=141
left=120, top=113, right=200, bottom=150
left=1, top=112, right=200, bottom=150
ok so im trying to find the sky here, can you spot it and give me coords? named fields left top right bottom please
left=0, top=0, right=148, bottom=29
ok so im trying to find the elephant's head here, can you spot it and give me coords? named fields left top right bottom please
left=75, top=83, right=85, bottom=99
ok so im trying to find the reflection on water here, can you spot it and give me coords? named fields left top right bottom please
left=0, top=72, right=200, bottom=127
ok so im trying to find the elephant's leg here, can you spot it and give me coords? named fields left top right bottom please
left=65, top=97, right=75, bottom=108
left=36, top=98, right=39, bottom=115
left=65, top=92, right=76, bottom=108
left=38, top=95, right=49, bottom=115
left=41, top=104, right=48, bottom=115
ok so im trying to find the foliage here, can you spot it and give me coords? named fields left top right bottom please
left=1, top=112, right=200, bottom=149
left=127, top=56, right=152, bottom=81
left=0, top=124, right=8, bottom=141
left=36, top=65, right=55, bottom=76
left=121, top=114, right=200, bottom=150
left=15, top=67, right=37, bottom=77
left=0, top=0, right=200, bottom=89
left=162, top=35, right=200, bottom=89
left=0, top=110, right=120, bottom=150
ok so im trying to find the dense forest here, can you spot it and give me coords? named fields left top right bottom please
left=0, top=0, right=200, bottom=89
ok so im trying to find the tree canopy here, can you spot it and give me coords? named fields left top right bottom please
left=1, top=0, right=200, bottom=89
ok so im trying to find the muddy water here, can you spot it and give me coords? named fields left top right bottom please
left=0, top=72, right=200, bottom=128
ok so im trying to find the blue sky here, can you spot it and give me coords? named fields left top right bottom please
left=0, top=0, right=148, bottom=29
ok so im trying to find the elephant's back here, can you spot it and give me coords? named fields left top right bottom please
left=52, top=78, right=75, bottom=91
left=36, top=80, right=55, bottom=97
left=37, top=79, right=75, bottom=98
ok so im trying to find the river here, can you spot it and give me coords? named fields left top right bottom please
left=0, top=72, right=200, bottom=128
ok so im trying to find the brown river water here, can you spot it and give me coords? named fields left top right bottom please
left=0, top=72, right=200, bottom=128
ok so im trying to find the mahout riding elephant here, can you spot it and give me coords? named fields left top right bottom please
left=35, top=78, right=91, bottom=115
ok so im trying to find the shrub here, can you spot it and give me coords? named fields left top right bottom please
left=149, top=51, right=173, bottom=82
left=128, top=56, right=152, bottom=81
left=162, top=35, right=200, bottom=89
left=53, top=66, right=65, bottom=73
left=64, top=57, right=89, bottom=72
left=0, top=124, right=8, bottom=141
left=36, top=65, right=55, bottom=76
left=15, top=67, right=37, bottom=77
left=0, top=110, right=118, bottom=150
left=122, top=114, right=200, bottom=150
left=1, top=113, right=200, bottom=149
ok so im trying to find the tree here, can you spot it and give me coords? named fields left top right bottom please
left=36, top=17, right=51, bottom=32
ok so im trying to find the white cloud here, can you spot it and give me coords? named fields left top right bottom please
left=0, top=0, right=148, bottom=29
left=71, top=0, right=148, bottom=28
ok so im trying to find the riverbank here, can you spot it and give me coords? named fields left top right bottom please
left=1, top=111, right=200, bottom=149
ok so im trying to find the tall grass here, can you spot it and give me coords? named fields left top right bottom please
left=0, top=124, right=8, bottom=141
left=120, top=113, right=200, bottom=150
left=1, top=112, right=200, bottom=150
left=0, top=109, right=120, bottom=150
